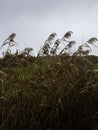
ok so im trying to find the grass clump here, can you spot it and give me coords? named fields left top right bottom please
left=0, top=32, right=98, bottom=130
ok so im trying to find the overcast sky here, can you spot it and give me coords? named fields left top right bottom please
left=0, top=0, right=98, bottom=55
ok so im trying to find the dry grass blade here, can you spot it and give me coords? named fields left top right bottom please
left=38, top=43, right=50, bottom=56
left=87, top=37, right=98, bottom=44
left=59, top=41, right=76, bottom=55
left=50, top=39, right=61, bottom=56
left=0, top=33, right=17, bottom=49
left=66, top=41, right=76, bottom=48
left=24, top=47, right=33, bottom=55
left=63, top=31, right=73, bottom=39
left=8, top=33, right=16, bottom=41
left=54, top=39, right=61, bottom=47
left=83, top=43, right=92, bottom=50
left=0, top=70, right=7, bottom=79
left=47, top=33, right=57, bottom=41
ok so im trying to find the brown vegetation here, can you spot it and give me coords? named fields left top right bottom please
left=0, top=32, right=98, bottom=130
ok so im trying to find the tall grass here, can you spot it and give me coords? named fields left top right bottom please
left=0, top=32, right=98, bottom=130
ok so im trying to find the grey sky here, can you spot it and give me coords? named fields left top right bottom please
left=0, top=0, right=98, bottom=55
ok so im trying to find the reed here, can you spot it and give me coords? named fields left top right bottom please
left=0, top=32, right=98, bottom=130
